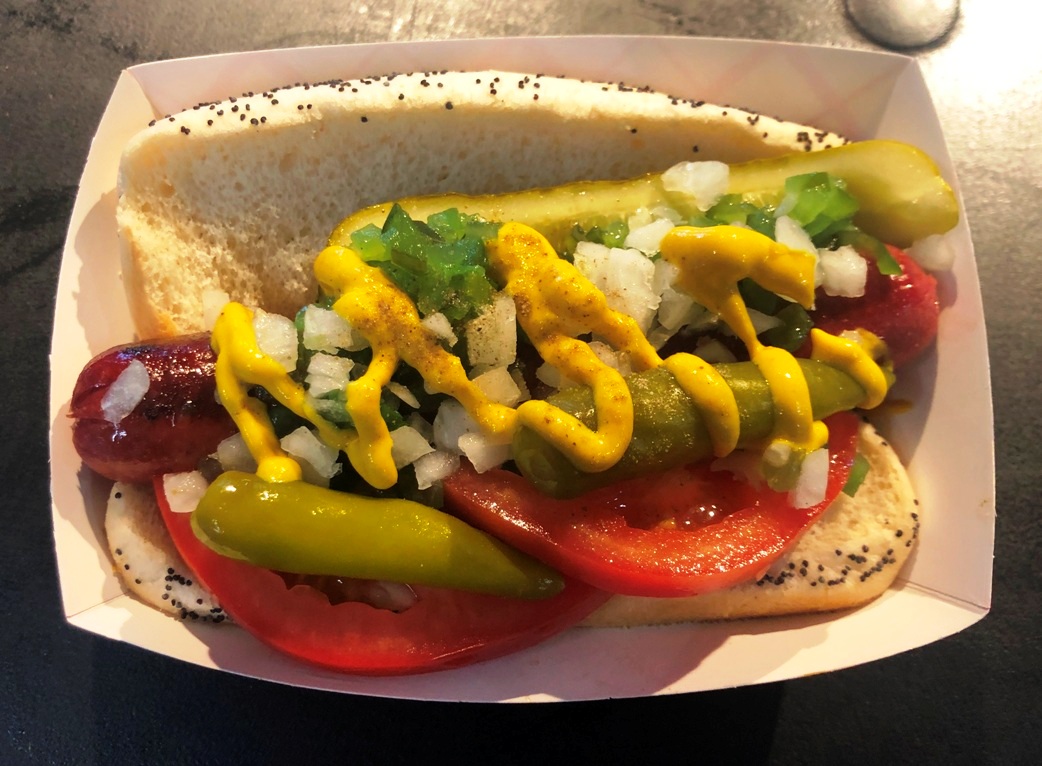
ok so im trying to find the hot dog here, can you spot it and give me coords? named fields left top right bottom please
left=69, top=70, right=954, bottom=671
left=70, top=334, right=235, bottom=483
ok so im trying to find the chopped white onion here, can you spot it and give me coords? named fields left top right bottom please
left=602, top=247, right=660, bottom=333
left=202, top=288, right=231, bottom=331
left=656, top=288, right=701, bottom=331
left=305, top=353, right=353, bottom=397
left=840, top=329, right=865, bottom=344
left=280, top=426, right=341, bottom=486
left=253, top=309, right=298, bottom=372
left=578, top=239, right=664, bottom=332
left=433, top=399, right=511, bottom=471
left=652, top=258, right=679, bottom=295
left=661, top=160, right=729, bottom=210
left=576, top=238, right=665, bottom=331
left=386, top=381, right=421, bottom=409
left=535, top=362, right=575, bottom=390
left=351, top=581, right=419, bottom=613
left=626, top=208, right=655, bottom=230
left=406, top=412, right=435, bottom=443
left=588, top=341, right=632, bottom=376
left=649, top=205, right=684, bottom=224
left=819, top=245, right=868, bottom=298
left=473, top=366, right=523, bottom=406
left=646, top=324, right=676, bottom=350
left=537, top=343, right=633, bottom=389
left=101, top=359, right=150, bottom=426
left=774, top=215, right=817, bottom=255
left=573, top=241, right=610, bottom=288
left=303, top=305, right=364, bottom=353
left=655, top=255, right=715, bottom=333
left=161, top=471, right=209, bottom=514
left=432, top=400, right=477, bottom=453
left=749, top=308, right=783, bottom=335
left=762, top=440, right=793, bottom=468
left=465, top=292, right=516, bottom=369
left=509, top=368, right=531, bottom=403
left=839, top=328, right=886, bottom=360
left=774, top=216, right=822, bottom=290
left=413, top=450, right=460, bottom=490
left=421, top=312, right=458, bottom=346
left=458, top=432, right=512, bottom=473
left=432, top=399, right=512, bottom=460
left=623, top=217, right=675, bottom=256
left=694, top=337, right=737, bottom=364
left=909, top=232, right=957, bottom=271
left=215, top=433, right=257, bottom=473
left=390, top=425, right=434, bottom=469
left=709, top=450, right=765, bottom=488
left=790, top=447, right=830, bottom=508
left=774, top=190, right=797, bottom=218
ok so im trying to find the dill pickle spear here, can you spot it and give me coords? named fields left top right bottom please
left=329, top=140, right=958, bottom=250
left=330, top=175, right=693, bottom=255
left=511, top=361, right=871, bottom=499
left=727, top=140, right=959, bottom=247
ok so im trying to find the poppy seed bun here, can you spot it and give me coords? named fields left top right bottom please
left=104, top=482, right=228, bottom=623
left=116, top=70, right=846, bottom=338
left=582, top=420, right=919, bottom=627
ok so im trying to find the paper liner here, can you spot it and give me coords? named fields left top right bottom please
left=48, top=36, right=993, bottom=702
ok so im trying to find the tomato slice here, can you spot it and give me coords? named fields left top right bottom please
left=811, top=246, right=939, bottom=368
left=443, top=412, right=859, bottom=598
left=156, top=479, right=609, bottom=676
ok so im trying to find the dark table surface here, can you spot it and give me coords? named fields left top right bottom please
left=3, top=1, right=1038, bottom=763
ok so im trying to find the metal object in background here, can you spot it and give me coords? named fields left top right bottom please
left=846, top=0, right=959, bottom=48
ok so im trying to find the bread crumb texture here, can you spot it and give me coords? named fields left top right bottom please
left=105, top=482, right=228, bottom=623
left=116, top=70, right=846, bottom=338
left=583, top=421, right=920, bottom=627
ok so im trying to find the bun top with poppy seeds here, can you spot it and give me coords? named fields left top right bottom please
left=116, top=69, right=846, bottom=338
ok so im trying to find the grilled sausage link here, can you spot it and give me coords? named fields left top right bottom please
left=70, top=333, right=235, bottom=483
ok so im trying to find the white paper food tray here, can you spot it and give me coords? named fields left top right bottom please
left=48, top=36, right=993, bottom=702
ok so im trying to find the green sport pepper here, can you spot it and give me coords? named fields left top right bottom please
left=192, top=471, right=564, bottom=599
left=512, top=360, right=888, bottom=498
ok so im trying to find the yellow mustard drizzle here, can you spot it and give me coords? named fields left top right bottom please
left=662, top=353, right=741, bottom=457
left=488, top=222, right=661, bottom=472
left=659, top=226, right=827, bottom=460
left=809, top=328, right=889, bottom=409
left=312, top=245, right=519, bottom=488
left=211, top=302, right=353, bottom=483
left=212, top=217, right=891, bottom=491
left=487, top=224, right=745, bottom=469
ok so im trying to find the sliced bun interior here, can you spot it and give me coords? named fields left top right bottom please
left=117, top=69, right=846, bottom=338
left=105, top=481, right=227, bottom=623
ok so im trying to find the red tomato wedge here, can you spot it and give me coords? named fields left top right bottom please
left=443, top=412, right=859, bottom=598
left=156, top=479, right=609, bottom=676
left=812, top=246, right=939, bottom=368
